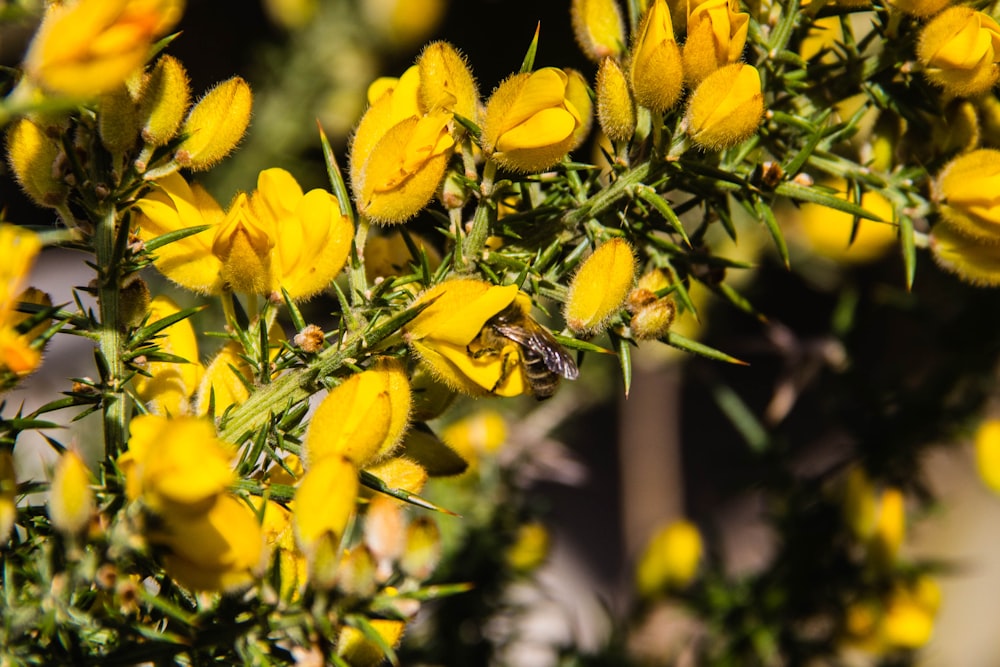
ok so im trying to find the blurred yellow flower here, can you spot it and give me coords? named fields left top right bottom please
left=794, top=181, right=896, bottom=264
left=48, top=450, right=94, bottom=536
left=133, top=295, right=204, bottom=416
left=337, top=619, right=406, bottom=667
left=682, top=0, right=749, bottom=87
left=481, top=68, right=586, bottom=173
left=636, top=519, right=703, bottom=596
left=629, top=0, right=684, bottom=113
left=843, top=576, right=941, bottom=653
left=685, top=63, right=764, bottom=151
left=974, top=419, right=1000, bottom=493
left=566, top=238, right=636, bottom=335
left=405, top=279, right=527, bottom=397
left=119, top=414, right=235, bottom=514
left=293, top=455, right=359, bottom=558
left=505, top=521, right=551, bottom=573
left=0, top=225, right=44, bottom=381
left=441, top=409, right=508, bottom=473
left=934, top=148, right=1000, bottom=244
left=571, top=0, right=627, bottom=61
left=930, top=218, right=1000, bottom=287
left=0, top=451, right=14, bottom=544
left=23, top=0, right=184, bottom=97
left=917, top=7, right=1000, bottom=98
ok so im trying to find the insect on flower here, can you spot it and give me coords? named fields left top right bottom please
left=473, top=303, right=579, bottom=400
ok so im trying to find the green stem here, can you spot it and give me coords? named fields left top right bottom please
left=460, top=159, right=498, bottom=270
left=95, top=206, right=128, bottom=459
left=563, top=161, right=654, bottom=227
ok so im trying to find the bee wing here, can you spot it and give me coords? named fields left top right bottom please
left=494, top=324, right=580, bottom=380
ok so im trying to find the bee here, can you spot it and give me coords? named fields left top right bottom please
left=474, top=303, right=579, bottom=400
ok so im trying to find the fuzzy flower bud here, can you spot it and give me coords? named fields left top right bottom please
left=98, top=84, right=140, bottom=155
left=175, top=77, right=253, bottom=171
left=930, top=220, right=1000, bottom=286
left=888, top=0, right=949, bottom=18
left=627, top=270, right=677, bottom=340
left=685, top=63, right=764, bottom=151
left=571, top=0, right=627, bottom=61
left=597, top=57, right=637, bottom=143
left=481, top=68, right=586, bottom=173
left=304, top=358, right=411, bottom=468
left=636, top=519, right=703, bottom=596
left=934, top=148, right=1000, bottom=243
left=6, top=117, right=68, bottom=208
left=48, top=450, right=94, bottom=536
left=138, top=54, right=191, bottom=148
left=917, top=7, right=1000, bottom=98
left=682, top=0, right=749, bottom=87
left=565, top=238, right=636, bottom=335
left=629, top=0, right=684, bottom=113
left=416, top=41, right=479, bottom=119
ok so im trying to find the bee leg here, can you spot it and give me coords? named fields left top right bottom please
left=490, top=348, right=515, bottom=393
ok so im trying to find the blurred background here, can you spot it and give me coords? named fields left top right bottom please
left=5, top=1, right=1000, bottom=665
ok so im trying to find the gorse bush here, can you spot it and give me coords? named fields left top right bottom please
left=3, top=0, right=1000, bottom=664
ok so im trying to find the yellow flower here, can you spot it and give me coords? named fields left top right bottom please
left=629, top=0, right=684, bottom=113
left=0, top=225, right=43, bottom=380
left=350, top=66, right=456, bottom=223
left=152, top=493, right=265, bottom=592
left=6, top=117, right=68, bottom=209
left=930, top=219, right=1000, bottom=286
left=361, top=0, right=446, bottom=49
left=405, top=279, right=527, bottom=397
left=293, top=455, right=359, bottom=557
left=505, top=521, right=551, bottom=573
left=870, top=487, right=905, bottom=569
left=844, top=576, right=941, bottom=653
left=917, top=7, right=1000, bottom=98
left=304, top=358, right=411, bottom=468
left=974, top=419, right=1000, bottom=493
left=174, top=76, right=253, bottom=171
left=133, top=295, right=205, bottom=416
left=685, top=63, right=764, bottom=151
left=119, top=414, right=235, bottom=514
left=48, top=450, right=95, bottom=536
left=0, top=450, right=15, bottom=544
left=565, top=238, right=636, bottom=335
left=416, top=41, right=479, bottom=119
left=571, top=0, right=627, bottom=61
left=682, top=0, right=749, bottom=87
left=481, top=68, right=586, bottom=173
left=336, top=619, right=406, bottom=667
left=134, top=172, right=227, bottom=294
left=934, top=148, right=1000, bottom=243
left=23, top=0, right=184, bottom=97
left=794, top=181, right=896, bottom=264
left=636, top=519, right=703, bottom=596
left=596, top=57, right=637, bottom=143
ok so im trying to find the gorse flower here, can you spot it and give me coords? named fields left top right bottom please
left=405, top=279, right=528, bottom=397
left=682, top=0, right=749, bottom=87
left=685, top=63, right=764, bottom=150
left=571, top=0, right=627, bottom=61
left=48, top=450, right=95, bottom=536
left=930, top=219, right=1000, bottom=286
left=629, top=0, right=684, bottom=113
left=481, top=67, right=587, bottom=173
left=565, top=238, right=636, bottom=335
left=636, top=519, right=703, bottom=595
left=136, top=168, right=352, bottom=299
left=22, top=0, right=184, bottom=97
left=133, top=295, right=204, bottom=416
left=917, top=7, right=1000, bottom=98
left=934, top=148, right=1000, bottom=243
left=0, top=225, right=44, bottom=382
left=6, top=118, right=68, bottom=209
left=596, top=57, right=637, bottom=143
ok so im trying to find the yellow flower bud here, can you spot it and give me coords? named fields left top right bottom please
left=636, top=519, right=703, bottom=595
left=133, top=295, right=204, bottom=416
left=339, top=545, right=378, bottom=597
left=917, top=7, right=1000, bottom=98
left=134, top=172, right=226, bottom=294
left=405, top=280, right=527, bottom=397
left=153, top=493, right=265, bottom=592
left=175, top=77, right=253, bottom=171
left=5, top=117, right=68, bottom=208
left=416, top=41, right=479, bottom=119
left=682, top=0, right=750, bottom=87
left=336, top=619, right=406, bottom=667
left=934, top=148, right=1000, bottom=243
left=930, top=219, right=1000, bottom=286
left=565, top=238, right=636, bottom=335
left=481, top=68, right=585, bottom=173
left=48, top=450, right=94, bottom=536
left=571, top=0, right=627, bottom=61
left=975, top=419, right=1000, bottom=493
left=401, top=516, right=441, bottom=579
left=213, top=193, right=274, bottom=295
left=685, top=63, right=764, bottom=151
left=596, top=57, right=637, bottom=143
left=119, top=414, right=236, bottom=513
left=305, top=359, right=410, bottom=468
left=98, top=84, right=140, bottom=155
left=0, top=450, right=15, bottom=544
left=23, top=0, right=183, bottom=97
left=887, top=0, right=948, bottom=17
left=138, top=54, right=191, bottom=148
left=629, top=294, right=676, bottom=340
left=629, top=0, right=684, bottom=113
left=364, top=456, right=429, bottom=497
left=293, top=455, right=358, bottom=557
